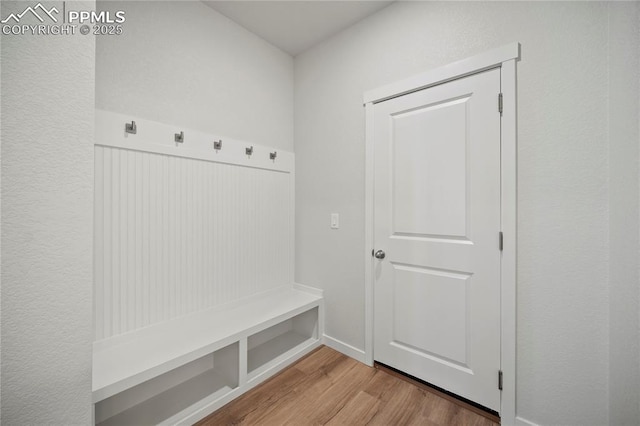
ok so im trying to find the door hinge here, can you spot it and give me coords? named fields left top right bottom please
left=498, top=93, right=503, bottom=115
left=499, top=232, right=504, bottom=251
left=498, top=370, right=503, bottom=390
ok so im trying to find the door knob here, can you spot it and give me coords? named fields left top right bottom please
left=374, top=250, right=386, bottom=260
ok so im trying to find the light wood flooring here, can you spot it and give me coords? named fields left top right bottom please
left=197, top=346, right=500, bottom=426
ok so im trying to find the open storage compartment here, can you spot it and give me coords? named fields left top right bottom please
left=247, top=307, right=319, bottom=381
left=95, top=342, right=239, bottom=426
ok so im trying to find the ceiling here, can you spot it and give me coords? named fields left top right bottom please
left=203, top=1, right=394, bottom=56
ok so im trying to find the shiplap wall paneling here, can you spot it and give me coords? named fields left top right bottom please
left=94, top=118, right=293, bottom=340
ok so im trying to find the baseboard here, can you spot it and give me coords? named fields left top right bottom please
left=515, top=416, right=539, bottom=426
left=322, top=334, right=366, bottom=364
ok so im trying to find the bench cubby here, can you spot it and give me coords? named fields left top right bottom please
left=96, top=343, right=239, bottom=426
left=248, top=307, right=319, bottom=382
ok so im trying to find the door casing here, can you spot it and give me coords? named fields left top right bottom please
left=363, top=42, right=519, bottom=423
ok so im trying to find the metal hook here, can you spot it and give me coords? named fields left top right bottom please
left=246, top=146, right=253, bottom=156
left=270, top=151, right=277, bottom=160
left=213, top=140, right=222, bottom=150
left=125, top=121, right=137, bottom=135
left=175, top=131, right=184, bottom=143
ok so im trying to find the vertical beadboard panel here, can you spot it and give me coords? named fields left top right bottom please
left=94, top=147, right=292, bottom=340
left=94, top=147, right=105, bottom=339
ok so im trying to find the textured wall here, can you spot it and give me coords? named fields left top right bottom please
left=0, top=0, right=3, bottom=421
left=608, top=3, right=640, bottom=425
left=294, top=2, right=631, bottom=425
left=0, top=1, right=95, bottom=423
left=96, top=1, right=294, bottom=151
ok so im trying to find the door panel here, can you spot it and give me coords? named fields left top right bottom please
left=392, top=96, right=469, bottom=238
left=392, top=264, right=470, bottom=366
left=373, top=68, right=501, bottom=411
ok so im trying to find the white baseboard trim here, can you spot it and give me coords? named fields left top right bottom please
left=515, top=416, right=539, bottom=426
left=322, top=334, right=366, bottom=364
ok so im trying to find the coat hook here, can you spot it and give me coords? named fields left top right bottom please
left=213, top=139, right=222, bottom=150
left=246, top=146, right=253, bottom=156
left=270, top=151, right=277, bottom=160
left=175, top=131, right=184, bottom=143
left=125, top=120, right=137, bottom=135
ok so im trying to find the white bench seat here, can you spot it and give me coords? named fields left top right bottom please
left=93, top=285, right=322, bottom=424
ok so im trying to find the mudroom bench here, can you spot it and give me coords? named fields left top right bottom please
left=92, top=285, right=323, bottom=425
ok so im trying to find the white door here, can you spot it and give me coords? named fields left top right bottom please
left=373, top=68, right=502, bottom=411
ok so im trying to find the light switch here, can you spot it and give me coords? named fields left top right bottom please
left=330, top=213, right=339, bottom=229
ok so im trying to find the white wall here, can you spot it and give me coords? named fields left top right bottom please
left=608, top=3, right=640, bottom=425
left=96, top=1, right=294, bottom=151
left=294, top=2, right=639, bottom=425
left=0, top=0, right=3, bottom=420
left=0, top=1, right=95, bottom=423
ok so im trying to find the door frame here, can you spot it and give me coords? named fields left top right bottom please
left=363, top=43, right=520, bottom=423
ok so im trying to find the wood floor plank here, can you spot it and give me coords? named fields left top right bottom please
left=294, top=346, right=344, bottom=375
left=422, top=394, right=460, bottom=425
left=196, top=346, right=500, bottom=426
left=200, top=366, right=308, bottom=424
left=367, top=379, right=425, bottom=425
left=362, top=368, right=401, bottom=401
left=282, top=358, right=376, bottom=425
left=325, top=390, right=380, bottom=426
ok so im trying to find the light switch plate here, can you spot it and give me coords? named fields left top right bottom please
left=331, top=213, right=339, bottom=229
